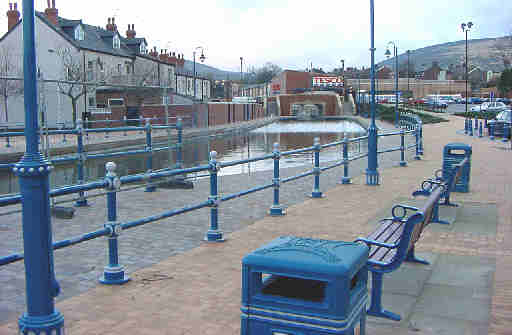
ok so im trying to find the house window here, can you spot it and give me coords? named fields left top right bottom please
left=113, top=35, right=121, bottom=49
left=117, top=64, right=122, bottom=74
left=162, top=96, right=171, bottom=105
left=74, top=25, right=85, bottom=41
left=108, top=98, right=124, bottom=107
left=140, top=43, right=147, bottom=54
left=88, top=97, right=95, bottom=106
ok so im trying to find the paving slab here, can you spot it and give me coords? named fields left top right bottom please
left=414, top=284, right=491, bottom=323
left=427, top=254, right=495, bottom=289
left=453, top=203, right=499, bottom=235
left=408, top=313, right=489, bottom=335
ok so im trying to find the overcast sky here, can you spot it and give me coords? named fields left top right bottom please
left=1, top=0, right=510, bottom=72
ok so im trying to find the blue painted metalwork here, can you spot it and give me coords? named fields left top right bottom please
left=241, top=236, right=369, bottom=335
left=502, top=123, right=510, bottom=142
left=414, top=125, right=421, bottom=160
left=442, top=143, right=471, bottom=193
left=206, top=151, right=224, bottom=242
left=400, top=129, right=407, bottom=167
left=366, top=0, right=379, bottom=185
left=16, top=1, right=65, bottom=333
left=75, top=120, right=88, bottom=207
left=99, top=162, right=130, bottom=285
left=145, top=119, right=156, bottom=192
left=270, top=143, right=285, bottom=216
left=311, top=137, right=323, bottom=198
left=474, top=117, right=478, bottom=130
left=464, top=118, right=468, bottom=134
left=341, top=136, right=352, bottom=184
left=469, top=119, right=474, bottom=136
left=176, top=118, right=184, bottom=169
left=490, top=122, right=495, bottom=140
left=479, top=121, right=483, bottom=138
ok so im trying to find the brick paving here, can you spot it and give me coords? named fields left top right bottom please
left=1, top=113, right=511, bottom=334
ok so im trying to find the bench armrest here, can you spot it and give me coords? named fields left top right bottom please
left=391, top=204, right=419, bottom=220
left=355, top=237, right=398, bottom=249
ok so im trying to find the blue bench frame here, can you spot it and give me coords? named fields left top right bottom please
left=355, top=185, right=445, bottom=321
left=413, top=156, right=469, bottom=208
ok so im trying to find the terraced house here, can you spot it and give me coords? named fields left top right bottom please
left=0, top=1, right=211, bottom=128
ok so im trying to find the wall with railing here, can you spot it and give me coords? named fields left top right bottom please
left=0, top=114, right=423, bottom=274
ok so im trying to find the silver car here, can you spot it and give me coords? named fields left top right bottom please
left=470, top=101, right=507, bottom=113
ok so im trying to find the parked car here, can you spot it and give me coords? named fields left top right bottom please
left=488, top=109, right=512, bottom=138
left=425, top=99, right=448, bottom=109
left=470, top=102, right=507, bottom=113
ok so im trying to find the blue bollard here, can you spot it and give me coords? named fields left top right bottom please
left=270, top=143, right=285, bottom=215
left=503, top=123, right=510, bottom=143
left=145, top=119, right=156, bottom=192
left=206, top=151, right=224, bottom=241
left=419, top=122, right=424, bottom=155
left=99, top=162, right=130, bottom=285
left=400, top=129, right=407, bottom=167
left=490, top=123, right=495, bottom=140
left=479, top=121, right=483, bottom=138
left=341, top=136, right=352, bottom=183
left=311, top=137, right=323, bottom=198
left=415, top=125, right=421, bottom=160
left=469, top=119, right=474, bottom=136
left=75, top=120, right=88, bottom=207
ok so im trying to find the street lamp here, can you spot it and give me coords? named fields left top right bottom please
left=385, top=41, right=399, bottom=127
left=193, top=46, right=206, bottom=100
left=461, top=21, right=474, bottom=124
left=407, top=50, right=410, bottom=96
left=240, top=56, right=243, bottom=96
left=366, top=0, right=379, bottom=185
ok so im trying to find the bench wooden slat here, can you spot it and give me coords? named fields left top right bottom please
left=369, top=222, right=405, bottom=262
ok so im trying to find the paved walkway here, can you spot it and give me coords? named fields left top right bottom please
left=1, top=114, right=511, bottom=334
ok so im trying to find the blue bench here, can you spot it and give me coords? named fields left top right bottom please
left=413, top=156, right=469, bottom=207
left=355, top=185, right=445, bottom=321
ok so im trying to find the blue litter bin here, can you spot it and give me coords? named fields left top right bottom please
left=442, top=143, right=472, bottom=193
left=241, top=236, right=369, bottom=335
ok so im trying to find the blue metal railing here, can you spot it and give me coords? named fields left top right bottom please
left=0, top=120, right=420, bottom=270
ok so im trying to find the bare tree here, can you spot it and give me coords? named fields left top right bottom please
left=123, top=59, right=160, bottom=110
left=56, top=48, right=95, bottom=126
left=0, top=48, right=23, bottom=123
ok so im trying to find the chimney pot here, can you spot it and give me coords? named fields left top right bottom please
left=9, top=3, right=12, bottom=10
left=13, top=3, right=16, bottom=10
left=52, top=0, right=55, bottom=8
left=47, top=0, right=50, bottom=8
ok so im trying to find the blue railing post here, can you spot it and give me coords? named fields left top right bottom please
left=400, top=128, right=407, bottom=167
left=75, top=120, right=88, bottom=207
left=469, top=119, right=474, bottom=136
left=270, top=142, right=285, bottom=216
left=490, top=122, right=495, bottom=140
left=176, top=117, right=184, bottom=170
left=61, top=123, right=67, bottom=143
left=311, top=137, right=323, bottom=198
left=104, top=117, right=110, bottom=139
left=418, top=120, right=424, bottom=155
left=464, top=118, right=468, bottom=134
left=206, top=151, right=224, bottom=242
left=341, top=136, right=351, bottom=184
left=5, top=129, right=10, bottom=147
left=123, top=116, right=127, bottom=136
left=145, top=118, right=156, bottom=192
left=415, top=125, right=421, bottom=160
left=139, top=115, right=144, bottom=133
left=479, top=121, right=483, bottom=138
left=17, top=1, right=65, bottom=333
left=99, top=162, right=130, bottom=285
left=474, top=116, right=478, bottom=130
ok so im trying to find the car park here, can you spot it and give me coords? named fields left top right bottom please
left=488, top=110, right=512, bottom=138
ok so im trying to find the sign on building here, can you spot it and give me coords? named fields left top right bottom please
left=312, top=76, right=344, bottom=87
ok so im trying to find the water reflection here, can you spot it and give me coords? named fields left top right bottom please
left=0, top=120, right=366, bottom=195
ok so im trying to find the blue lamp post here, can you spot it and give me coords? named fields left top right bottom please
left=366, top=0, right=379, bottom=185
left=193, top=46, right=206, bottom=100
left=385, top=41, right=399, bottom=127
left=15, top=1, right=65, bottom=333
left=461, top=21, right=474, bottom=124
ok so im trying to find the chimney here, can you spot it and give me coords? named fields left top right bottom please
left=159, top=49, right=167, bottom=62
left=126, top=24, right=136, bottom=39
left=168, top=52, right=177, bottom=66
left=44, top=0, right=58, bottom=26
left=7, top=3, right=20, bottom=31
left=111, top=17, right=117, bottom=31
left=149, top=46, right=158, bottom=58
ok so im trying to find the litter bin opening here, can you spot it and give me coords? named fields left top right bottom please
left=261, top=274, right=327, bottom=303
left=447, top=149, right=467, bottom=156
